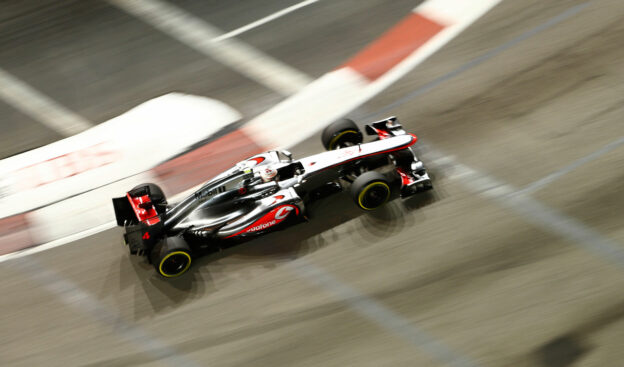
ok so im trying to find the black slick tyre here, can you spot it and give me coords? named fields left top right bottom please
left=321, top=119, right=363, bottom=150
left=150, top=237, right=193, bottom=278
left=391, top=148, right=415, bottom=168
left=350, top=171, right=391, bottom=210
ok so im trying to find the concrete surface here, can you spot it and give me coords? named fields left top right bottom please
left=1, top=0, right=624, bottom=366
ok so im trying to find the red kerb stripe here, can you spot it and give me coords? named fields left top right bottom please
left=342, top=13, right=446, bottom=81
left=0, top=214, right=34, bottom=255
left=153, top=130, right=266, bottom=194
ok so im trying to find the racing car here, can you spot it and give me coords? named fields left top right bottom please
left=112, top=117, right=432, bottom=278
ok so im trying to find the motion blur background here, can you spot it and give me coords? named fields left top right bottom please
left=1, top=0, right=624, bottom=366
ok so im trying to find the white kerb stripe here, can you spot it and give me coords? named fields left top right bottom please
left=213, top=0, right=319, bottom=42
left=0, top=68, right=93, bottom=136
left=109, top=0, right=312, bottom=96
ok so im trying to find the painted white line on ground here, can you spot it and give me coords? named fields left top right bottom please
left=109, top=0, right=312, bottom=96
left=423, top=144, right=624, bottom=269
left=0, top=221, right=116, bottom=263
left=212, top=0, right=319, bottom=42
left=518, top=135, right=624, bottom=195
left=358, top=1, right=624, bottom=267
left=11, top=257, right=201, bottom=367
left=0, top=68, right=93, bottom=136
left=290, top=259, right=482, bottom=367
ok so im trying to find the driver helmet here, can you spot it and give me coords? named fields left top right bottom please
left=260, top=167, right=278, bottom=182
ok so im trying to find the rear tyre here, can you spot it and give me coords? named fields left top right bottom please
left=150, top=237, right=193, bottom=278
left=321, top=119, right=363, bottom=150
left=131, top=183, right=167, bottom=213
left=350, top=171, right=391, bottom=210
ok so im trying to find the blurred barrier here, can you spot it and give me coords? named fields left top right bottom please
left=0, top=93, right=241, bottom=217
left=0, top=0, right=500, bottom=257
left=0, top=93, right=241, bottom=253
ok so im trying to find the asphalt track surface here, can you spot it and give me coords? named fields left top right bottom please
left=1, top=1, right=624, bottom=366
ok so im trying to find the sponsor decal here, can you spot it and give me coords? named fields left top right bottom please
left=12, top=142, right=120, bottom=191
left=246, top=220, right=276, bottom=233
left=241, top=205, right=298, bottom=235
left=336, top=146, right=358, bottom=160
left=198, top=185, right=226, bottom=201
left=275, top=205, right=294, bottom=220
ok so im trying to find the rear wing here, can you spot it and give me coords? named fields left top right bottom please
left=112, top=186, right=162, bottom=226
left=365, top=116, right=415, bottom=141
left=112, top=185, right=165, bottom=255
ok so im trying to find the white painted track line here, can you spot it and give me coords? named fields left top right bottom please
left=290, top=259, right=483, bottom=367
left=0, top=222, right=116, bottom=264
left=0, top=68, right=93, bottom=136
left=12, top=257, right=201, bottom=367
left=212, top=0, right=319, bottom=42
left=424, top=145, right=624, bottom=270
left=109, top=0, right=312, bottom=96
left=519, top=135, right=624, bottom=195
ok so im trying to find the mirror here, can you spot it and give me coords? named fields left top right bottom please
left=280, top=149, right=293, bottom=161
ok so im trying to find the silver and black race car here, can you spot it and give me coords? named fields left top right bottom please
left=112, top=117, right=432, bottom=278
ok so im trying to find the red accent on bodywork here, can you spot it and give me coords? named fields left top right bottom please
left=270, top=195, right=285, bottom=205
left=396, top=167, right=416, bottom=186
left=226, top=204, right=299, bottom=238
left=370, top=126, right=417, bottom=142
left=375, top=128, right=392, bottom=140
left=126, top=193, right=161, bottom=225
left=249, top=157, right=265, bottom=165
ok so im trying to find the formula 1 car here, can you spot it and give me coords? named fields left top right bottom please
left=112, top=117, right=432, bottom=278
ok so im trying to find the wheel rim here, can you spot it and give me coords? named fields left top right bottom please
left=159, top=251, right=192, bottom=277
left=358, top=182, right=390, bottom=210
left=328, top=130, right=359, bottom=150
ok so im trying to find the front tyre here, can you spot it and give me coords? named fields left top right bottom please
left=321, top=119, right=363, bottom=150
left=350, top=171, right=391, bottom=210
left=150, top=237, right=193, bottom=278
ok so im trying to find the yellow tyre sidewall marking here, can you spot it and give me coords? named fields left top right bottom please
left=358, top=182, right=390, bottom=210
left=328, top=130, right=358, bottom=150
left=159, top=251, right=192, bottom=278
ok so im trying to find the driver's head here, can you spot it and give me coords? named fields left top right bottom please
left=260, top=167, right=278, bottom=182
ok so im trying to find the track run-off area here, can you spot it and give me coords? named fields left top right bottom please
left=1, top=0, right=624, bottom=366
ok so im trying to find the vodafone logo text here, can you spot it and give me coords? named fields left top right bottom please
left=244, top=205, right=298, bottom=234
left=246, top=220, right=276, bottom=233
